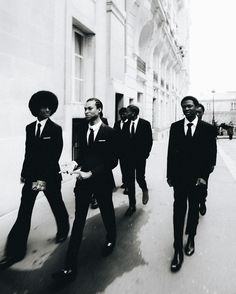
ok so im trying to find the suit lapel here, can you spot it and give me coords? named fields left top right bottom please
left=40, top=119, right=52, bottom=137
left=179, top=119, right=185, bottom=138
left=95, top=123, right=105, bottom=142
left=30, top=122, right=37, bottom=137
left=193, top=119, right=201, bottom=138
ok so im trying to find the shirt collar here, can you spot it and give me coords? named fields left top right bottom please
left=131, top=116, right=139, bottom=124
left=36, top=118, right=48, bottom=128
left=184, top=116, right=198, bottom=127
left=89, top=119, right=102, bottom=132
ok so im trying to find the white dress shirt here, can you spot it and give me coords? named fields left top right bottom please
left=87, top=119, right=102, bottom=143
left=120, top=119, right=128, bottom=130
left=184, top=116, right=198, bottom=136
left=35, top=118, right=48, bottom=136
left=129, top=117, right=139, bottom=134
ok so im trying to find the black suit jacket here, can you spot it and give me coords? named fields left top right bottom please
left=124, top=118, right=153, bottom=159
left=113, top=120, right=122, bottom=132
left=21, top=119, right=63, bottom=182
left=74, top=123, right=118, bottom=191
left=167, top=119, right=217, bottom=183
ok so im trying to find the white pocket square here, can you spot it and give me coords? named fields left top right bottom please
left=42, top=137, right=51, bottom=140
left=98, top=139, right=106, bottom=142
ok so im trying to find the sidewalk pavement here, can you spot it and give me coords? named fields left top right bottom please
left=1, top=139, right=236, bottom=293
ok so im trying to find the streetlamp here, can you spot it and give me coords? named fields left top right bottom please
left=211, top=90, right=215, bottom=125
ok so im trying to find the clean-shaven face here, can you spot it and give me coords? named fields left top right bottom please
left=196, top=107, right=204, bottom=120
left=181, top=99, right=197, bottom=121
left=37, top=106, right=52, bottom=121
left=84, top=100, right=101, bottom=122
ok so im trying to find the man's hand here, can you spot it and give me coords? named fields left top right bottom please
left=59, top=161, right=78, bottom=175
left=196, top=178, right=206, bottom=186
left=74, top=170, right=92, bottom=181
left=32, top=180, right=47, bottom=191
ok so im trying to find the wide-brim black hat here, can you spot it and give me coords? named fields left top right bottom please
left=28, top=91, right=58, bottom=117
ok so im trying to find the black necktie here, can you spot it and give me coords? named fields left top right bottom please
left=186, top=123, right=193, bottom=139
left=88, top=128, right=94, bottom=146
left=36, top=123, right=41, bottom=138
left=130, top=122, right=135, bottom=138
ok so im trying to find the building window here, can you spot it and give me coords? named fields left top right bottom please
left=137, top=56, right=146, bottom=74
left=137, top=92, right=143, bottom=104
left=73, top=30, right=84, bottom=102
left=129, top=98, right=134, bottom=105
left=206, top=103, right=211, bottom=111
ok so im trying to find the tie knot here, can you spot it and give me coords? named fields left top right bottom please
left=187, top=123, right=193, bottom=128
left=90, top=128, right=94, bottom=132
left=38, top=123, right=41, bottom=127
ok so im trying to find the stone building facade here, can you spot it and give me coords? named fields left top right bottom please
left=0, top=0, right=190, bottom=214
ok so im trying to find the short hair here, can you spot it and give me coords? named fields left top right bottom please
left=127, top=104, right=140, bottom=115
left=197, top=103, right=205, bottom=112
left=119, top=107, right=127, bottom=115
left=181, top=96, right=199, bottom=107
left=86, top=98, right=103, bottom=110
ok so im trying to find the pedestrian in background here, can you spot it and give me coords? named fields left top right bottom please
left=113, top=107, right=129, bottom=194
left=52, top=98, right=118, bottom=282
left=196, top=103, right=217, bottom=216
left=227, top=121, right=234, bottom=140
left=0, top=91, right=69, bottom=270
left=167, top=96, right=217, bottom=272
left=123, top=105, right=153, bottom=217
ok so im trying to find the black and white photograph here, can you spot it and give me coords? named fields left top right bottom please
left=0, top=0, right=236, bottom=293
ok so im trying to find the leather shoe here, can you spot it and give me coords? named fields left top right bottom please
left=142, top=190, right=149, bottom=205
left=125, top=206, right=136, bottom=217
left=101, top=240, right=115, bottom=257
left=199, top=203, right=207, bottom=216
left=52, top=268, right=76, bottom=282
left=170, top=250, right=183, bottom=272
left=184, top=237, right=195, bottom=256
left=90, top=198, right=99, bottom=209
left=0, top=255, right=24, bottom=270
left=123, top=188, right=129, bottom=195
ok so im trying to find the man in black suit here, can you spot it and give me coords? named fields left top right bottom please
left=196, top=103, right=216, bottom=216
left=52, top=98, right=118, bottom=281
left=0, top=91, right=69, bottom=270
left=123, top=105, right=153, bottom=217
left=167, top=96, right=217, bottom=272
left=113, top=107, right=129, bottom=193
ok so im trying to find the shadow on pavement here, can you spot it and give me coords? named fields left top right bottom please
left=0, top=205, right=149, bottom=294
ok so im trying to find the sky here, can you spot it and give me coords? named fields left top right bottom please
left=189, top=0, right=236, bottom=95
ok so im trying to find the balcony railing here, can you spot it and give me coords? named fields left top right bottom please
left=137, top=56, right=146, bottom=74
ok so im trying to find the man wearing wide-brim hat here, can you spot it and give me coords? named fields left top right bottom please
left=0, top=90, right=70, bottom=270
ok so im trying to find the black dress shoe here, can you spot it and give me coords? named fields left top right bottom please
left=0, top=255, right=24, bottom=270
left=101, top=240, right=115, bottom=257
left=199, top=203, right=207, bottom=216
left=90, top=198, right=99, bottom=209
left=123, top=188, right=129, bottom=195
left=171, top=250, right=184, bottom=272
left=52, top=268, right=77, bottom=282
left=124, top=206, right=136, bottom=217
left=184, top=237, right=195, bottom=256
left=142, top=190, right=149, bottom=205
